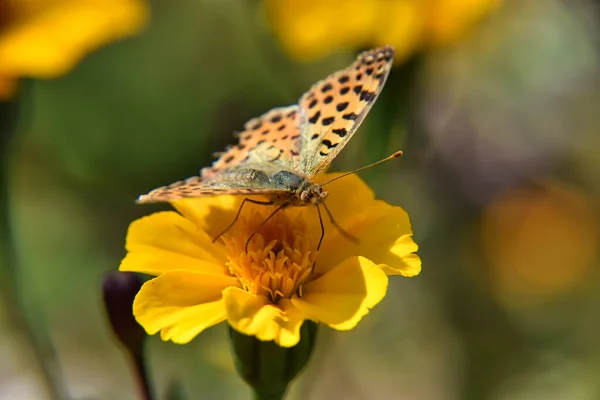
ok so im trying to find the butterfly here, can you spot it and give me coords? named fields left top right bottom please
left=138, top=46, right=398, bottom=249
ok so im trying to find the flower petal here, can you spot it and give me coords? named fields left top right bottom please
left=264, top=0, right=379, bottom=61
left=0, top=0, right=148, bottom=77
left=173, top=195, right=264, bottom=240
left=292, top=256, right=388, bottom=330
left=119, top=251, right=225, bottom=276
left=120, top=211, right=226, bottom=275
left=263, top=0, right=499, bottom=61
left=427, top=0, right=502, bottom=46
left=315, top=174, right=421, bottom=277
left=384, top=234, right=422, bottom=276
left=223, top=288, right=305, bottom=347
left=133, top=271, right=238, bottom=344
left=276, top=299, right=308, bottom=347
left=315, top=173, right=376, bottom=217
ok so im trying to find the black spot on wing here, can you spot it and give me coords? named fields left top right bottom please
left=353, top=85, right=363, bottom=94
left=271, top=115, right=282, bottom=123
left=308, top=111, right=321, bottom=124
left=360, top=91, right=376, bottom=102
left=308, top=98, right=318, bottom=109
left=342, top=112, right=358, bottom=121
left=336, top=102, right=349, bottom=112
left=332, top=128, right=347, bottom=137
left=323, top=95, right=333, bottom=104
left=338, top=75, right=350, bottom=84
left=340, top=86, right=350, bottom=95
left=322, top=116, right=335, bottom=126
left=322, top=139, right=337, bottom=148
left=321, top=83, right=333, bottom=93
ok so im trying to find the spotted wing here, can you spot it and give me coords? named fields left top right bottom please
left=202, top=105, right=302, bottom=178
left=137, top=106, right=304, bottom=203
left=137, top=170, right=285, bottom=203
left=297, top=46, right=395, bottom=176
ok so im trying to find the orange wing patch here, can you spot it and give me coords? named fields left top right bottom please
left=202, top=105, right=302, bottom=177
left=298, top=46, right=395, bottom=176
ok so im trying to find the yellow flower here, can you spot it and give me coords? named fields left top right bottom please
left=0, top=0, right=149, bottom=99
left=264, top=0, right=501, bottom=62
left=120, top=174, right=421, bottom=347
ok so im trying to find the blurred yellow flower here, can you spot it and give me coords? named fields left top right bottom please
left=120, top=174, right=421, bottom=347
left=0, top=0, right=149, bottom=99
left=481, top=181, right=597, bottom=306
left=264, top=0, right=501, bottom=62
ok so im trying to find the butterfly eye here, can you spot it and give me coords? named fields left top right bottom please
left=300, top=191, right=309, bottom=202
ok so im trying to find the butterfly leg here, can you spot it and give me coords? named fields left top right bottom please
left=322, top=202, right=359, bottom=244
left=315, top=204, right=325, bottom=251
left=212, top=198, right=274, bottom=243
left=245, top=204, right=286, bottom=252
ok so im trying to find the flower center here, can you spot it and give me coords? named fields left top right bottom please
left=221, top=206, right=317, bottom=303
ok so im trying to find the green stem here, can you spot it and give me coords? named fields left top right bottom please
left=252, top=388, right=287, bottom=400
left=0, top=98, right=67, bottom=399
left=130, top=349, right=153, bottom=400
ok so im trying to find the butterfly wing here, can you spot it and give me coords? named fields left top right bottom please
left=137, top=105, right=304, bottom=203
left=138, top=46, right=395, bottom=203
left=137, top=171, right=284, bottom=203
left=202, top=105, right=303, bottom=178
left=297, top=46, right=395, bottom=177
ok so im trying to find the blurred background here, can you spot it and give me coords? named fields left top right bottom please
left=2, top=0, right=600, bottom=399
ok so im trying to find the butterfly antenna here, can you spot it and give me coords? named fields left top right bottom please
left=321, top=151, right=403, bottom=187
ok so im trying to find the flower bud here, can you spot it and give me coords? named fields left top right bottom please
left=102, top=271, right=146, bottom=356
left=228, top=321, right=318, bottom=400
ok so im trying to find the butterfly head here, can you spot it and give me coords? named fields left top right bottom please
left=272, top=170, right=328, bottom=206
left=299, top=183, right=327, bottom=205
